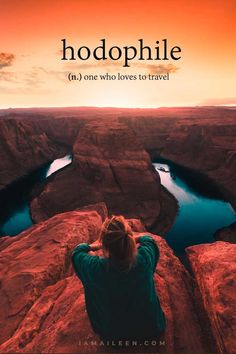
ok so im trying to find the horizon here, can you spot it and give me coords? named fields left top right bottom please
left=0, top=104, right=236, bottom=111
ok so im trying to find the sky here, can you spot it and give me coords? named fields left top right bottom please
left=0, top=0, right=235, bottom=108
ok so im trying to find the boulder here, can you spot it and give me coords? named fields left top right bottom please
left=0, top=204, right=105, bottom=348
left=186, top=242, right=236, bottom=354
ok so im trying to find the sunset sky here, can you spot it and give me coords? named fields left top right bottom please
left=0, top=0, right=235, bottom=108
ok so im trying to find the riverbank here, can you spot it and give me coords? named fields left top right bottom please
left=0, top=155, right=72, bottom=236
left=153, top=160, right=235, bottom=254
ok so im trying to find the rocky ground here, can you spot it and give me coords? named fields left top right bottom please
left=186, top=242, right=236, bottom=354
left=1, top=203, right=232, bottom=354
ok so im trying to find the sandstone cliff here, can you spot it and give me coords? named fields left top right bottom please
left=0, top=204, right=215, bottom=354
left=30, top=121, right=177, bottom=232
left=186, top=242, right=236, bottom=354
left=161, top=121, right=236, bottom=208
left=1, top=107, right=234, bottom=231
left=120, top=109, right=236, bottom=210
left=0, top=116, right=79, bottom=190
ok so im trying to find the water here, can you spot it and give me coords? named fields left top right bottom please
left=46, top=155, right=72, bottom=177
left=1, top=154, right=235, bottom=249
left=0, top=154, right=72, bottom=236
left=153, top=160, right=235, bottom=253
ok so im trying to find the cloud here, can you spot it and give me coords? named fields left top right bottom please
left=0, top=66, right=67, bottom=86
left=35, top=67, right=67, bottom=82
left=200, top=97, right=236, bottom=106
left=143, top=63, right=179, bottom=75
left=63, top=60, right=179, bottom=74
left=0, top=71, right=16, bottom=82
left=63, top=61, right=120, bottom=71
left=0, top=53, right=15, bottom=69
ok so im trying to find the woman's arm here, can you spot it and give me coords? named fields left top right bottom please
left=71, top=242, right=100, bottom=281
left=136, top=235, right=160, bottom=272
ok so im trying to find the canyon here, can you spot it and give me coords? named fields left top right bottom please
left=0, top=106, right=235, bottom=353
left=30, top=120, right=177, bottom=233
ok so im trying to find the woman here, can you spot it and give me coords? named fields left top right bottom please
left=71, top=215, right=166, bottom=343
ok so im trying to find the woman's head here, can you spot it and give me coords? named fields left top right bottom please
left=100, top=215, right=137, bottom=270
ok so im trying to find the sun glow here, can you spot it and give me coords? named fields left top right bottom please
left=0, top=0, right=235, bottom=108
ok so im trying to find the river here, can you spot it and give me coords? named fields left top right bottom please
left=153, top=159, right=235, bottom=253
left=0, top=155, right=72, bottom=236
left=0, top=155, right=235, bottom=255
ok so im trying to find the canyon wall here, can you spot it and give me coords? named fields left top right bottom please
left=0, top=116, right=80, bottom=190
left=161, top=121, right=236, bottom=208
left=30, top=121, right=177, bottom=232
left=120, top=108, right=236, bottom=209
left=1, top=107, right=235, bottom=228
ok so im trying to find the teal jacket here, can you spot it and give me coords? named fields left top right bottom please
left=72, top=235, right=166, bottom=341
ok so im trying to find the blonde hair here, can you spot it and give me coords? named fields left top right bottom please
left=100, top=215, right=137, bottom=270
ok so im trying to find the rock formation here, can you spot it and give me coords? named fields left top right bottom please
left=1, top=107, right=235, bottom=209
left=30, top=121, right=177, bottom=232
left=120, top=109, right=236, bottom=210
left=0, top=107, right=234, bottom=232
left=0, top=204, right=215, bottom=354
left=186, top=242, right=236, bottom=354
left=0, top=116, right=79, bottom=191
left=161, top=121, right=236, bottom=208
left=0, top=204, right=106, bottom=352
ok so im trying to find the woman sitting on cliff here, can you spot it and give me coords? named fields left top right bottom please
left=72, top=215, right=166, bottom=344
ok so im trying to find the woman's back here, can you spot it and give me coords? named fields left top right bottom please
left=72, top=235, right=166, bottom=341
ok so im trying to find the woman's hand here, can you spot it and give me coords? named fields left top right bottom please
left=89, top=240, right=102, bottom=251
left=133, top=232, right=153, bottom=243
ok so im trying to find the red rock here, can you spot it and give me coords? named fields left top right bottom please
left=186, top=241, right=236, bottom=354
left=30, top=122, right=169, bottom=230
left=0, top=117, right=79, bottom=190
left=151, top=234, right=213, bottom=354
left=0, top=208, right=213, bottom=354
left=0, top=204, right=104, bottom=347
left=0, top=106, right=234, bottom=353
left=0, top=276, right=98, bottom=353
left=1, top=107, right=235, bottom=211
left=120, top=109, right=236, bottom=210
left=162, top=122, right=236, bottom=209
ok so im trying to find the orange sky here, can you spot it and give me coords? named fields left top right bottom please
left=0, top=0, right=235, bottom=108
